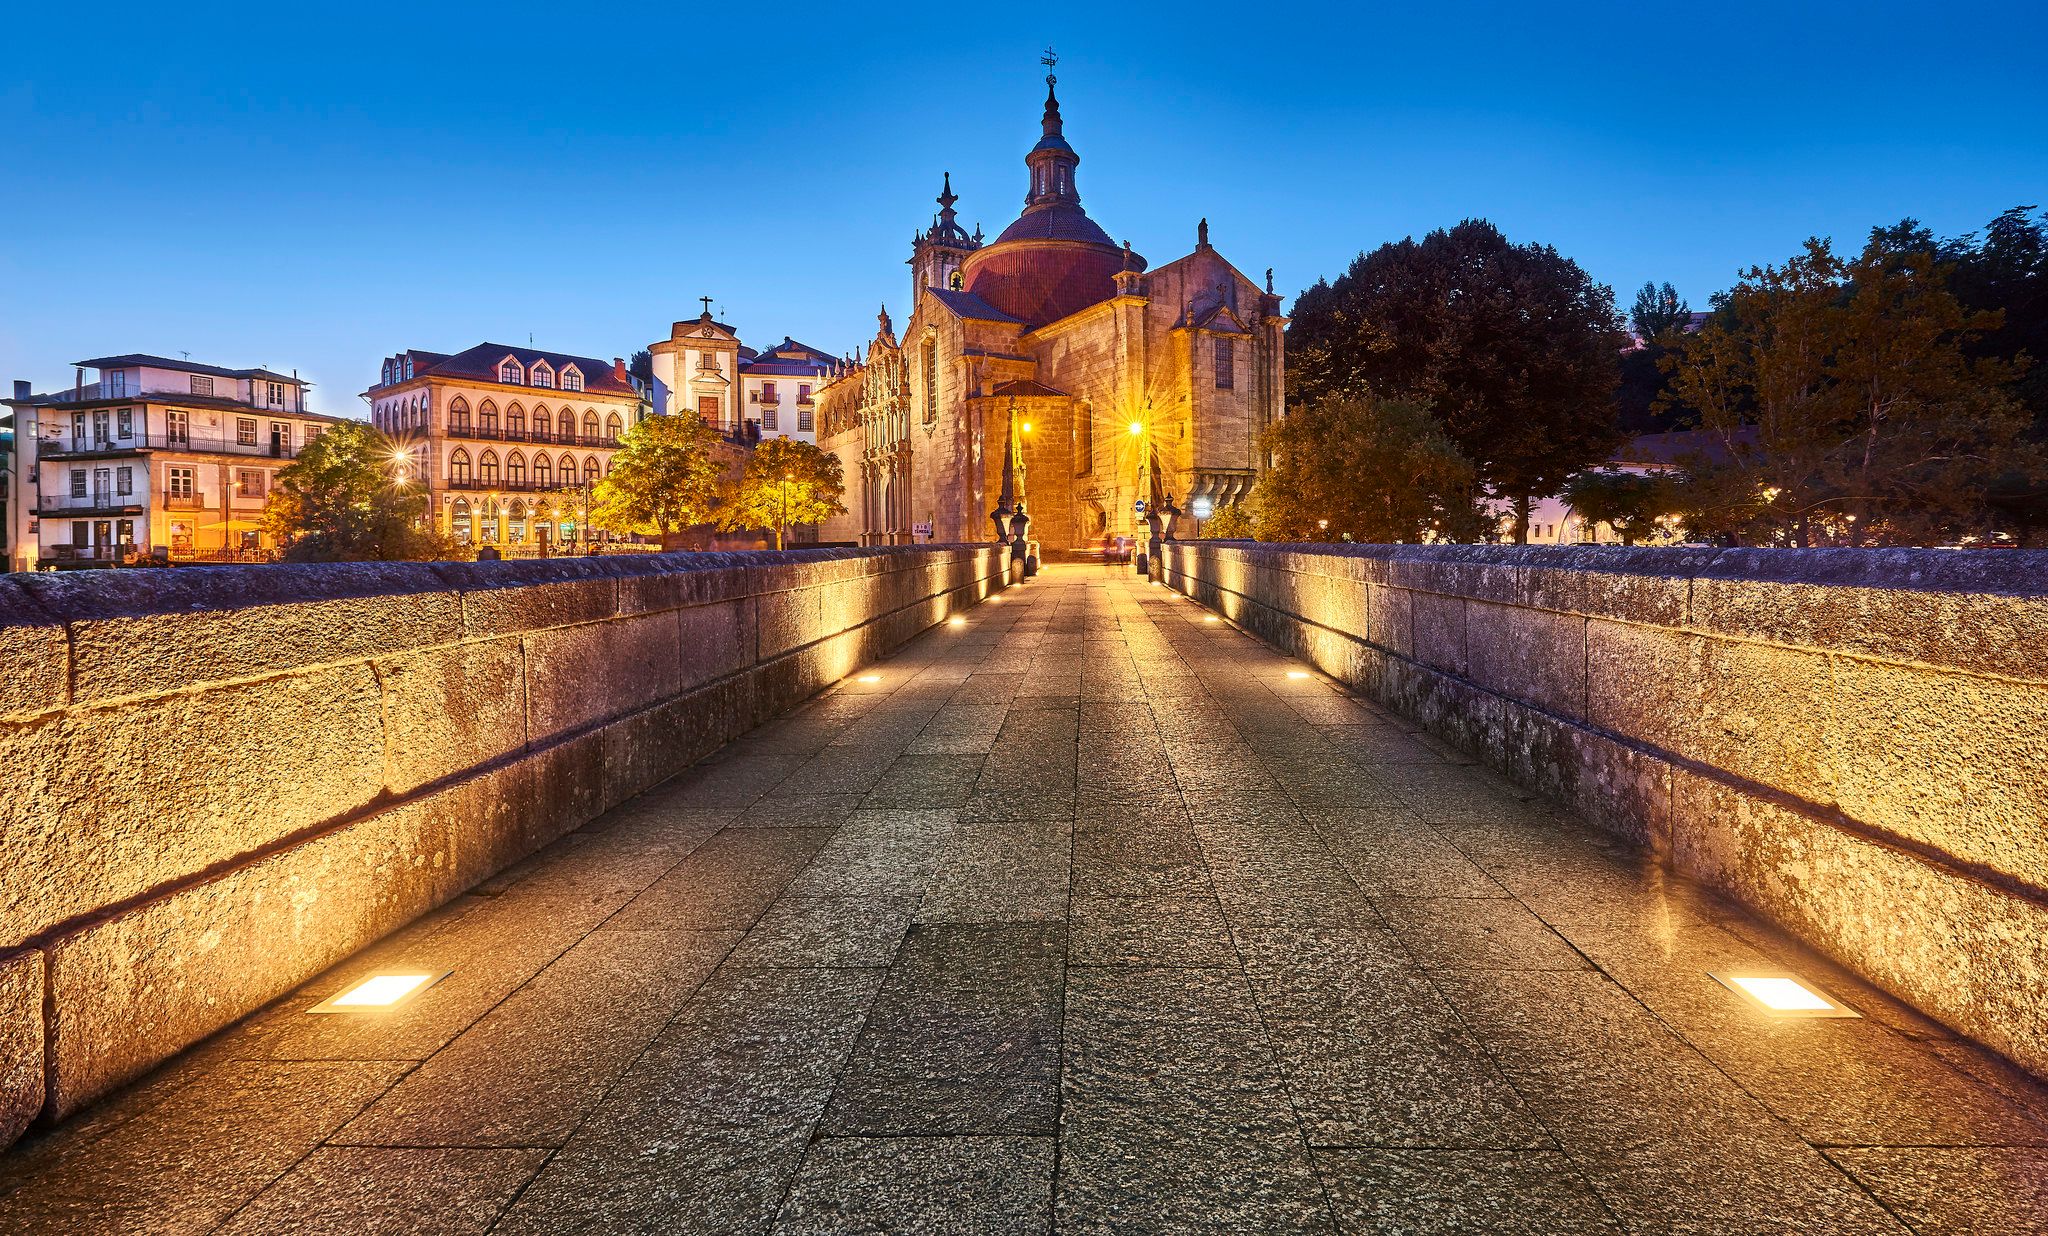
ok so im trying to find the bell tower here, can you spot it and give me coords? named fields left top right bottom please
left=909, top=171, right=982, bottom=303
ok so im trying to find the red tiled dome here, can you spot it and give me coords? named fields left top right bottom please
left=961, top=232, right=1135, bottom=330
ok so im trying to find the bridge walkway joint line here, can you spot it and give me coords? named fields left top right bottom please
left=1, top=563, right=2045, bottom=1234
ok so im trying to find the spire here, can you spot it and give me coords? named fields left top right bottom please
left=1023, top=49, right=1079, bottom=209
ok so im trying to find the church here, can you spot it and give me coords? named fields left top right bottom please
left=812, top=65, right=1286, bottom=549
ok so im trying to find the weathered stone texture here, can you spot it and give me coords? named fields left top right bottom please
left=0, top=546, right=1011, bottom=1146
left=1161, top=541, right=2048, bottom=1079
left=0, top=951, right=42, bottom=1148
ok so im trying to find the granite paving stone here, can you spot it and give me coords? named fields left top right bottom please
left=2, top=565, right=2042, bottom=1235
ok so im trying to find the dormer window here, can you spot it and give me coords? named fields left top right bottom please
left=382, top=361, right=394, bottom=386
left=531, top=362, right=555, bottom=389
left=403, top=357, right=414, bottom=380
left=499, top=359, right=524, bottom=385
left=561, top=366, right=583, bottom=392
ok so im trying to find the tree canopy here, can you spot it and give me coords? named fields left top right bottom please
left=715, top=437, right=848, bottom=549
left=589, top=413, right=724, bottom=537
left=1630, top=281, right=1693, bottom=341
left=261, top=421, right=451, bottom=561
left=1286, top=219, right=1627, bottom=540
left=1662, top=232, right=2042, bottom=546
left=1241, top=396, right=1486, bottom=544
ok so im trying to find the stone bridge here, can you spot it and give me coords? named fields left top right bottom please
left=0, top=548, right=2044, bottom=1233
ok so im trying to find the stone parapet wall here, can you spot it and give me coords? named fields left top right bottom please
left=1161, top=541, right=2048, bottom=1077
left=0, top=546, right=1013, bottom=1147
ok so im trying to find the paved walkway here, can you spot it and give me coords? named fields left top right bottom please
left=3, top=563, right=2046, bottom=1234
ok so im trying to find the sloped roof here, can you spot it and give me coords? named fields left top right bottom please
left=402, top=343, right=635, bottom=396
left=991, top=378, right=1068, bottom=398
left=78, top=354, right=306, bottom=384
left=926, top=288, right=1026, bottom=324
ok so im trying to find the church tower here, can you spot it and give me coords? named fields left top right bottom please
left=908, top=172, right=981, bottom=303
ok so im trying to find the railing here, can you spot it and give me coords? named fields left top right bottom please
left=445, top=478, right=600, bottom=493
left=445, top=425, right=618, bottom=448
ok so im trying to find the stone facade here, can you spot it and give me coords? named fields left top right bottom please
left=366, top=345, right=644, bottom=551
left=0, top=547, right=1014, bottom=1145
left=815, top=74, right=1286, bottom=549
left=1161, top=541, right=2048, bottom=1080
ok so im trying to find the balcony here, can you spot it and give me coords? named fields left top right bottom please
left=35, top=496, right=146, bottom=518
left=446, top=425, right=617, bottom=449
left=37, top=438, right=147, bottom=460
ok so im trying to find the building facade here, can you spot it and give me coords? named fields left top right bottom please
left=365, top=344, right=641, bottom=550
left=4, top=356, right=345, bottom=570
left=648, top=313, right=832, bottom=443
left=812, top=73, right=1286, bottom=548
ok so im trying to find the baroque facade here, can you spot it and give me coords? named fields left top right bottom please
left=813, top=73, right=1286, bottom=548
left=648, top=311, right=833, bottom=443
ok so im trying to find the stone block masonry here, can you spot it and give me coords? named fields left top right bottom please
left=0, top=546, right=1014, bottom=1147
left=1162, top=541, right=2048, bottom=1079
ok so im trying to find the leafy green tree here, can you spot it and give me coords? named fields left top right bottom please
left=589, top=412, right=724, bottom=538
left=1630, top=281, right=1692, bottom=340
left=1287, top=219, right=1627, bottom=541
left=1250, top=396, right=1486, bottom=543
left=1199, top=500, right=1255, bottom=539
left=1562, top=469, right=1679, bottom=545
left=1663, top=234, right=2042, bottom=546
left=715, top=437, right=847, bottom=549
left=262, top=420, right=452, bottom=561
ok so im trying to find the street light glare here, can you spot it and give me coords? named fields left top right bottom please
left=1128, top=421, right=1144, bottom=436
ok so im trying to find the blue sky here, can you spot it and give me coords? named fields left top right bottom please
left=3, top=1, right=2043, bottom=415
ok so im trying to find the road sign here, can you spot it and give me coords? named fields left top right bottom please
left=1134, top=499, right=1148, bottom=516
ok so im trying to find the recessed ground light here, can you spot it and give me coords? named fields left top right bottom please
left=1709, top=972, right=1860, bottom=1018
left=857, top=674, right=882, bottom=684
left=948, top=616, right=967, bottom=627
left=307, top=971, right=449, bottom=1014
left=1203, top=615, right=1220, bottom=623
left=1286, top=670, right=1312, bottom=680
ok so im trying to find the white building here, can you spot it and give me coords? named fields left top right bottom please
left=4, top=355, right=349, bottom=570
left=648, top=310, right=832, bottom=444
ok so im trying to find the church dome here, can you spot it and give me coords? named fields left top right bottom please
left=959, top=73, right=1145, bottom=330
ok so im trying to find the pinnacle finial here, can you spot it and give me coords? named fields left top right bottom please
left=938, top=171, right=957, bottom=212
left=1197, top=218, right=1209, bottom=248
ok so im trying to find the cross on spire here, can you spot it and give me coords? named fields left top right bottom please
left=699, top=295, right=714, bottom=317
left=1039, top=46, right=1058, bottom=87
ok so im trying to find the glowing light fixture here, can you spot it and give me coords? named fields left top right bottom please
left=1709, top=972, right=1859, bottom=1018
left=1204, top=615, right=1220, bottom=624
left=1128, top=421, right=1144, bottom=436
left=857, top=674, right=882, bottom=684
left=948, top=616, right=966, bottom=627
left=1286, top=670, right=1312, bottom=680
left=307, top=971, right=449, bottom=1014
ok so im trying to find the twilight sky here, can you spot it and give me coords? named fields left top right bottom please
left=3, top=1, right=2043, bottom=417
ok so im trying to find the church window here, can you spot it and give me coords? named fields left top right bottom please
left=1076, top=404, right=1093, bottom=475
left=1214, top=338, right=1235, bottom=390
left=922, top=339, right=937, bottom=425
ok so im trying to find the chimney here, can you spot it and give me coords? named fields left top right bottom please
left=75, top=366, right=84, bottom=400
left=12, top=380, right=29, bottom=401
left=613, top=357, right=629, bottom=382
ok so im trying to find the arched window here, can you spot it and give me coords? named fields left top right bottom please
left=923, top=338, right=937, bottom=425
left=582, top=410, right=600, bottom=441
left=499, top=359, right=523, bottom=385
left=482, top=499, right=502, bottom=543
left=583, top=456, right=601, bottom=485
left=450, top=497, right=472, bottom=542
left=604, top=411, right=623, bottom=443
left=450, top=396, right=471, bottom=432
left=507, top=451, right=527, bottom=487
left=606, top=457, right=617, bottom=475
left=449, top=447, right=472, bottom=484
left=479, top=400, right=499, bottom=434
left=559, top=453, right=577, bottom=483
left=382, top=360, right=393, bottom=386
left=479, top=450, right=500, bottom=486
left=506, top=404, right=525, bottom=437
left=534, top=453, right=553, bottom=489
left=530, top=404, right=549, bottom=441
left=562, top=367, right=583, bottom=392
left=559, top=409, right=576, bottom=441
left=530, top=362, right=554, bottom=389
left=509, top=499, right=528, bottom=543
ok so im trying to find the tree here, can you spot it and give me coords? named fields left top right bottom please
left=1662, top=234, right=2042, bottom=546
left=1942, top=206, right=2048, bottom=435
left=1287, top=219, right=1627, bottom=541
left=1562, top=468, right=1678, bottom=545
left=1249, top=396, right=1486, bottom=544
left=262, top=421, right=452, bottom=561
left=1200, top=500, right=1255, bottom=539
left=628, top=349, right=654, bottom=388
left=715, top=436, right=847, bottom=549
left=1630, top=281, right=1692, bottom=341
left=589, top=413, right=724, bottom=538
